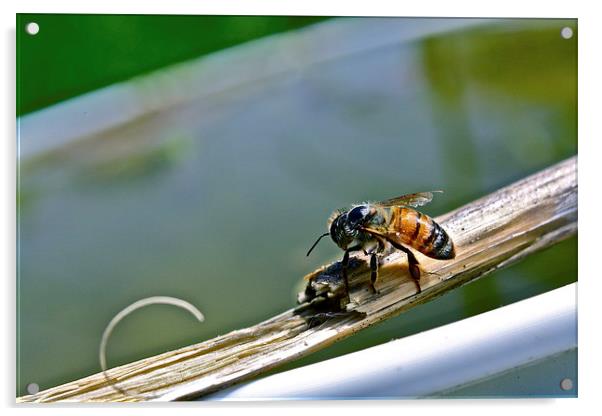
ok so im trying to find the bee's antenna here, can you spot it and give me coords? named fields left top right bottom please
left=306, top=232, right=330, bottom=257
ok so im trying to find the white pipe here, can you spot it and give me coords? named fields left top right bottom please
left=205, top=283, right=577, bottom=400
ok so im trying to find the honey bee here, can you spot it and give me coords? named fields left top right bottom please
left=306, top=191, right=455, bottom=299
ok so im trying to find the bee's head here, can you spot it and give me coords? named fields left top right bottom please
left=306, top=205, right=369, bottom=256
left=329, top=205, right=369, bottom=249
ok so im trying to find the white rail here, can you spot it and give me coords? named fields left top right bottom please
left=206, top=283, right=577, bottom=400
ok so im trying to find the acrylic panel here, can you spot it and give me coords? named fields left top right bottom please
left=17, top=15, right=577, bottom=401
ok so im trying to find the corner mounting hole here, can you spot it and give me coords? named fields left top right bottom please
left=25, top=22, right=39, bottom=35
left=26, top=383, right=40, bottom=395
left=560, top=377, right=573, bottom=391
left=561, top=27, right=573, bottom=39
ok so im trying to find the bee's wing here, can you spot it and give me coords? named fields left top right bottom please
left=376, top=191, right=442, bottom=208
left=362, top=227, right=414, bottom=248
left=360, top=225, right=406, bottom=247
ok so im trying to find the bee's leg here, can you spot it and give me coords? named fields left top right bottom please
left=388, top=241, right=422, bottom=293
left=369, top=253, right=378, bottom=294
left=403, top=248, right=422, bottom=293
left=341, top=245, right=362, bottom=306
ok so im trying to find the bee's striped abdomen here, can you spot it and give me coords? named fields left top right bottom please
left=419, top=217, right=455, bottom=259
left=391, top=208, right=455, bottom=259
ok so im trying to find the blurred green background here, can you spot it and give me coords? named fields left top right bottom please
left=17, top=14, right=328, bottom=115
left=17, top=16, right=577, bottom=398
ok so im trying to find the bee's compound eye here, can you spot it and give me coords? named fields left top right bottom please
left=348, top=206, right=367, bottom=224
left=329, top=215, right=342, bottom=240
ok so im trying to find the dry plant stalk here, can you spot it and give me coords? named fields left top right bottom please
left=18, top=156, right=577, bottom=403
